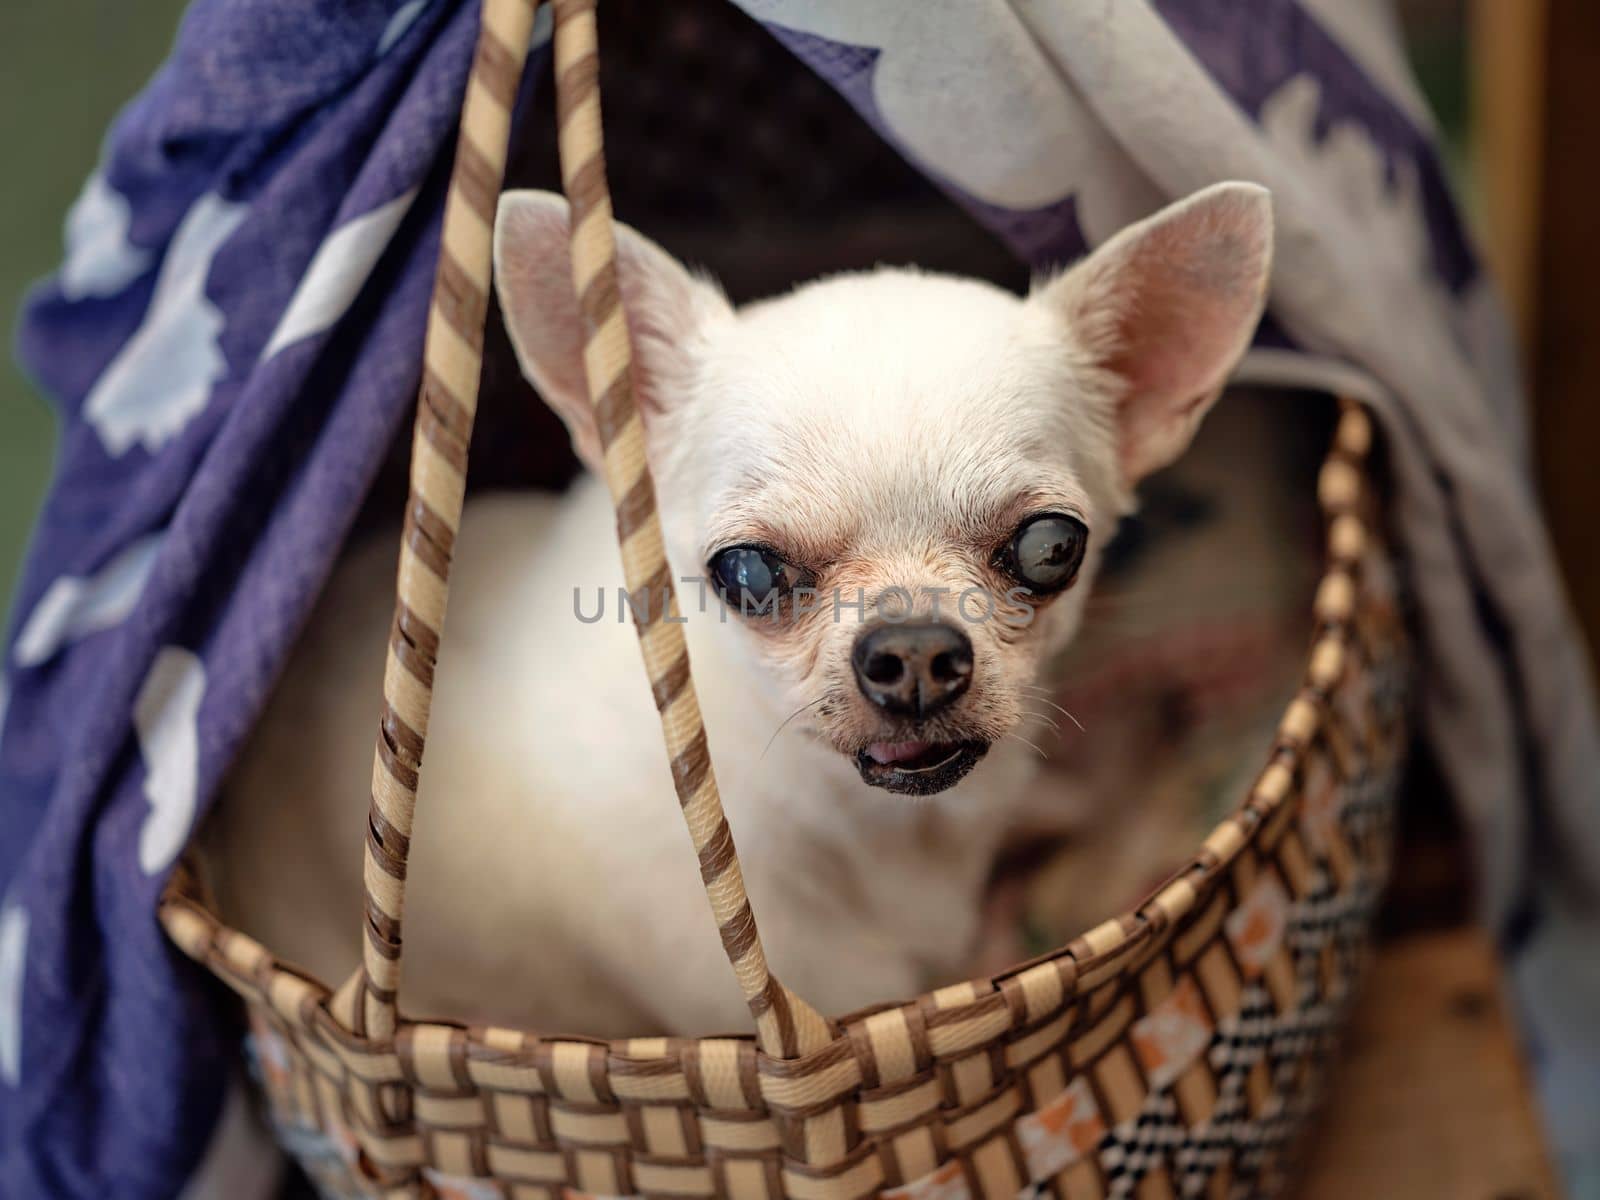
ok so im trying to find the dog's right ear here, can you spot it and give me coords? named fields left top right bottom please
left=1030, top=182, right=1273, bottom=492
left=493, top=191, right=732, bottom=472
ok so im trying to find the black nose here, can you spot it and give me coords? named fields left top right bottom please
left=851, top=622, right=974, bottom=718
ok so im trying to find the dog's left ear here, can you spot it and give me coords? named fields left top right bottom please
left=494, top=190, right=732, bottom=473
left=1032, top=182, right=1273, bottom=487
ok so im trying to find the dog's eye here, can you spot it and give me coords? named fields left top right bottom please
left=998, top=513, right=1088, bottom=594
left=708, top=546, right=811, bottom=615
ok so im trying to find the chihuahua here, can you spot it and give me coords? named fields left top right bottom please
left=210, top=182, right=1272, bottom=1036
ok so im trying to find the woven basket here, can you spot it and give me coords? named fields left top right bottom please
left=159, top=0, right=1412, bottom=1196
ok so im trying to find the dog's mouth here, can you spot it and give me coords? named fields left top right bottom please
left=854, top=739, right=989, bottom=796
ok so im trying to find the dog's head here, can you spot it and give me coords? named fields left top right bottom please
left=494, top=184, right=1272, bottom=796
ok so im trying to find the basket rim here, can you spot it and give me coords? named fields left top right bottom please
left=161, top=398, right=1382, bottom=1071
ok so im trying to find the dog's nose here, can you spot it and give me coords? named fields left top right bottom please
left=852, top=622, right=974, bottom=718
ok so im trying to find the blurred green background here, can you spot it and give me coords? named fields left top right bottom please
left=0, top=1, right=1469, bottom=616
left=0, top=0, right=188, bottom=611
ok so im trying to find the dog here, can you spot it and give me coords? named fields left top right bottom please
left=208, top=182, right=1272, bottom=1037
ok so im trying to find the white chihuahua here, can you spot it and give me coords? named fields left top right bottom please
left=210, top=182, right=1272, bottom=1037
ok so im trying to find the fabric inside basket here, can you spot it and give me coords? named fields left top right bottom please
left=977, top=389, right=1334, bottom=969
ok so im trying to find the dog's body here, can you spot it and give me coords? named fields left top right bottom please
left=210, top=184, right=1272, bottom=1036
left=212, top=475, right=1033, bottom=1034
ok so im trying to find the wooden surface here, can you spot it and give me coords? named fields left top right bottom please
left=1471, top=0, right=1549, bottom=347
left=1300, top=927, right=1559, bottom=1199
left=1532, top=0, right=1600, bottom=682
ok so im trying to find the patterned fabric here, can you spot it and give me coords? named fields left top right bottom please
left=0, top=1, right=1595, bottom=1197
left=0, top=2, right=551, bottom=1193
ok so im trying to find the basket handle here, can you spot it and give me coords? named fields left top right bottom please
left=331, top=0, right=831, bottom=1059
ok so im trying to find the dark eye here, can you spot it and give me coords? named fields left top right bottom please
left=998, top=513, right=1089, bottom=594
left=708, top=546, right=811, bottom=616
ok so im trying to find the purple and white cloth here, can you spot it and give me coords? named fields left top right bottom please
left=3, top=1, right=1597, bottom=1196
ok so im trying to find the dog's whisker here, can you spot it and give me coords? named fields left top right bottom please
left=1018, top=689, right=1085, bottom=732
left=761, top=697, right=828, bottom=759
left=1005, top=731, right=1049, bottom=760
left=1018, top=708, right=1062, bottom=735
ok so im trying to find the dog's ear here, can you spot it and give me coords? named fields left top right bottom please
left=1032, top=182, right=1273, bottom=488
left=493, top=190, right=732, bottom=472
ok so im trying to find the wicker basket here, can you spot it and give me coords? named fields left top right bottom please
left=159, top=0, right=1412, bottom=1196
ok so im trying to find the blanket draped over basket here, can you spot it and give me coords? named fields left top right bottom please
left=2, top=0, right=1597, bottom=1197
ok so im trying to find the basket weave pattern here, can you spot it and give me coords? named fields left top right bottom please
left=159, top=1, right=1411, bottom=1196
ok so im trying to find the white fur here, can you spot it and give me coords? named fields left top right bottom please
left=209, top=184, right=1272, bottom=1036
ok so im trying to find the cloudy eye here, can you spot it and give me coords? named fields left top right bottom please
left=998, top=513, right=1089, bottom=594
left=708, top=546, right=811, bottom=616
